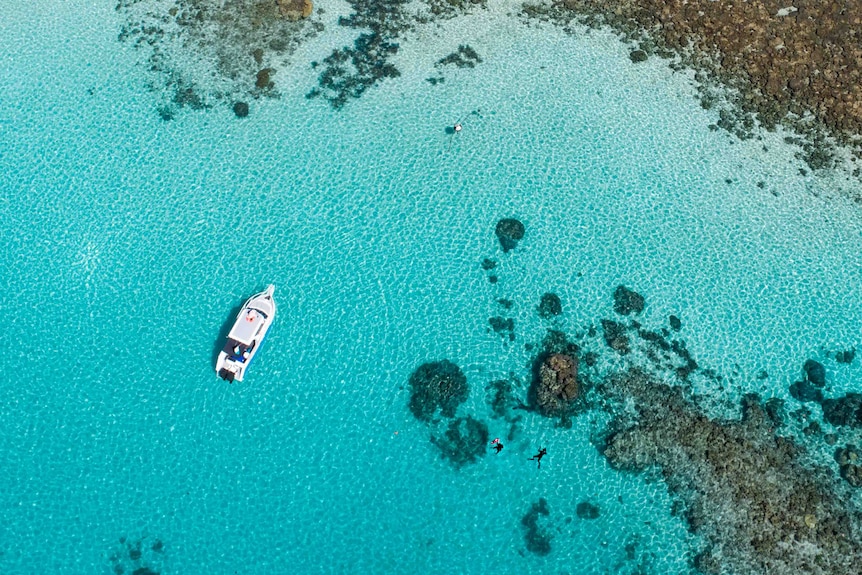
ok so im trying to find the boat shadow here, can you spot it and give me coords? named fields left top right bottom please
left=211, top=302, right=244, bottom=370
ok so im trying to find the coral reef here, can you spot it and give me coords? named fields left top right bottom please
left=820, top=393, right=862, bottom=428
left=489, top=316, right=515, bottom=341
left=435, top=44, right=483, bottom=68
left=307, top=0, right=408, bottom=108
left=116, top=0, right=321, bottom=116
left=600, top=370, right=862, bottom=575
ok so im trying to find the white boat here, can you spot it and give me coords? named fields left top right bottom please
left=216, top=285, right=276, bottom=382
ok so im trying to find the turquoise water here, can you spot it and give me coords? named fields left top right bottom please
left=2, top=0, right=862, bottom=573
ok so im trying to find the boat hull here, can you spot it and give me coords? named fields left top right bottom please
left=216, top=285, right=276, bottom=382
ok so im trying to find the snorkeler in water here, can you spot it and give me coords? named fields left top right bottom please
left=529, top=447, right=547, bottom=468
left=491, top=438, right=504, bottom=454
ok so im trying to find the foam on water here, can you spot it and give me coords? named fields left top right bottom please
left=2, top=0, right=862, bottom=573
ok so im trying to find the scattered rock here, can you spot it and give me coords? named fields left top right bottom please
left=537, top=292, right=562, bottom=319
left=255, top=68, right=275, bottom=89
left=430, top=416, right=489, bottom=467
left=629, top=49, right=648, bottom=63
left=533, top=353, right=579, bottom=416
left=803, top=359, right=826, bottom=387
left=576, top=501, right=600, bottom=519
left=495, top=218, right=525, bottom=252
left=408, top=360, right=469, bottom=422
left=613, top=285, right=645, bottom=316
left=232, top=101, right=249, bottom=118
left=669, top=314, right=682, bottom=331
left=835, top=348, right=856, bottom=364
left=489, top=316, right=515, bottom=341
left=481, top=258, right=497, bottom=270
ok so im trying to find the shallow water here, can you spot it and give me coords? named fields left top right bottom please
left=2, top=0, right=862, bottom=573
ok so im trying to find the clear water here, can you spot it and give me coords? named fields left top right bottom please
left=2, top=0, right=862, bottom=574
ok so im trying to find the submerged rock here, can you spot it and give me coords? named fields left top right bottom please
left=789, top=379, right=823, bottom=403
left=576, top=501, right=600, bottom=519
left=820, top=393, right=862, bottom=428
left=601, top=319, right=630, bottom=355
left=521, top=498, right=552, bottom=556
left=533, top=353, right=579, bottom=417
left=430, top=416, right=488, bottom=467
left=537, top=292, right=562, bottom=319
left=613, top=285, right=645, bottom=316
left=495, top=218, right=525, bottom=252
left=232, top=101, right=249, bottom=118
left=803, top=359, right=826, bottom=387
left=629, top=49, right=648, bottom=63
left=408, top=360, right=468, bottom=422
left=835, top=348, right=856, bottom=364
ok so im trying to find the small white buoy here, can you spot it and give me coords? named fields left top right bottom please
left=454, top=123, right=462, bottom=133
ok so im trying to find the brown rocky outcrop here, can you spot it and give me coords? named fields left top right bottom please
left=535, top=353, right=579, bottom=416
left=543, top=0, right=862, bottom=168
left=277, top=0, right=313, bottom=20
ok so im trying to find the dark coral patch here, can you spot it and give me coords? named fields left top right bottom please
left=408, top=360, right=469, bottom=422
left=576, top=501, right=600, bottom=519
left=613, top=285, right=645, bottom=316
left=430, top=416, right=489, bottom=467
left=537, top=292, right=562, bottom=318
left=232, top=101, right=249, bottom=118
left=495, top=218, right=525, bottom=252
left=436, top=44, right=483, bottom=68
left=521, top=498, right=552, bottom=556
left=489, top=316, right=515, bottom=341
left=803, top=359, right=826, bottom=387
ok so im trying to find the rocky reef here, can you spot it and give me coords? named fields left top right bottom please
left=533, top=352, right=579, bottom=417
left=600, top=368, right=862, bottom=575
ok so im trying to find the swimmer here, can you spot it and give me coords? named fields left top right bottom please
left=529, top=447, right=547, bottom=469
